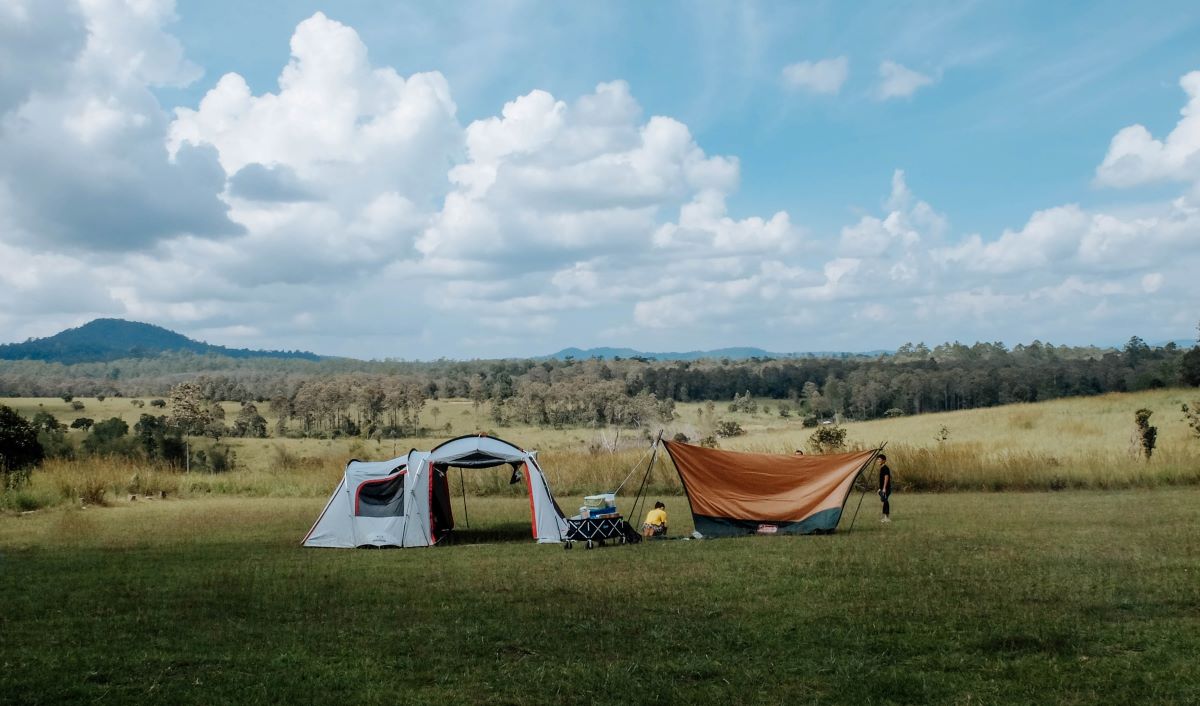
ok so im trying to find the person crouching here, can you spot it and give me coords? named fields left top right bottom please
left=642, top=501, right=668, bottom=537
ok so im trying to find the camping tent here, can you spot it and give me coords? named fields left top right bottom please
left=662, top=441, right=881, bottom=537
left=303, top=434, right=569, bottom=548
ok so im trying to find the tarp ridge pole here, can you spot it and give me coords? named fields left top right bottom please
left=845, top=445, right=885, bottom=535
left=628, top=430, right=663, bottom=529
left=846, top=485, right=869, bottom=535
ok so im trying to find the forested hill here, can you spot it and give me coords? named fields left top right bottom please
left=0, top=319, right=320, bottom=364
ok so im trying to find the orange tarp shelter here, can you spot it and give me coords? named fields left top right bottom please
left=662, top=441, right=881, bottom=537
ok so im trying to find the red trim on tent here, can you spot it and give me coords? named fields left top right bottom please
left=524, top=462, right=538, bottom=538
left=428, top=462, right=438, bottom=542
left=353, top=469, right=406, bottom=516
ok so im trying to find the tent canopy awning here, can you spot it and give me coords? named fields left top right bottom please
left=426, top=434, right=531, bottom=468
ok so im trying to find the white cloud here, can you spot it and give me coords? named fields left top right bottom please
left=840, top=170, right=945, bottom=257
left=0, top=0, right=236, bottom=251
left=4, top=10, right=1198, bottom=356
left=166, top=11, right=465, bottom=289
left=1095, top=71, right=1200, bottom=187
left=935, top=205, right=1090, bottom=273
left=418, top=80, right=747, bottom=264
left=77, top=0, right=201, bottom=88
left=653, top=190, right=797, bottom=253
left=170, top=12, right=460, bottom=199
left=0, top=1, right=85, bottom=113
left=936, top=197, right=1200, bottom=276
left=877, top=60, right=934, bottom=100
left=781, top=57, right=849, bottom=95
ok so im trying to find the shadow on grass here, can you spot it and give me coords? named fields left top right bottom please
left=436, top=522, right=536, bottom=546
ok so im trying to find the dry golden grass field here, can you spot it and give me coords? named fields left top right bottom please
left=3, top=387, right=1198, bottom=512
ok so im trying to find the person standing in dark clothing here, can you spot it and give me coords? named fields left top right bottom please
left=877, top=454, right=893, bottom=523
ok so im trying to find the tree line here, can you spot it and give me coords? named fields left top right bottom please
left=1, top=337, right=1197, bottom=427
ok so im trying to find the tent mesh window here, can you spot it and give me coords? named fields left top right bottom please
left=355, top=473, right=405, bottom=517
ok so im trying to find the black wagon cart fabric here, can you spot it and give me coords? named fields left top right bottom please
left=563, top=516, right=641, bottom=549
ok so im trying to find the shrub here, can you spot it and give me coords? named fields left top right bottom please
left=149, top=399, right=167, bottom=408
left=81, top=417, right=133, bottom=456
left=714, top=420, right=745, bottom=438
left=1180, top=346, right=1200, bottom=386
left=13, top=488, right=54, bottom=511
left=70, top=418, right=94, bottom=430
left=231, top=403, right=268, bottom=438
left=1134, top=409, right=1157, bottom=460
left=807, top=424, right=848, bottom=454
left=70, top=401, right=85, bottom=411
left=37, top=428, right=74, bottom=460
left=0, top=405, right=44, bottom=486
left=207, top=445, right=237, bottom=473
left=802, top=415, right=819, bottom=428
left=884, top=408, right=905, bottom=418
left=672, top=432, right=690, bottom=443
left=1182, top=402, right=1200, bottom=439
left=31, top=411, right=63, bottom=432
left=727, top=392, right=758, bottom=414
left=28, top=412, right=70, bottom=459
left=74, top=477, right=108, bottom=504
left=133, top=414, right=186, bottom=465
left=78, top=477, right=108, bottom=506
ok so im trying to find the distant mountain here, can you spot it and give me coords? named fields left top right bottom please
left=0, top=319, right=321, bottom=364
left=546, top=346, right=887, bottom=361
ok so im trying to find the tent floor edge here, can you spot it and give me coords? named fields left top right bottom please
left=692, top=508, right=844, bottom=538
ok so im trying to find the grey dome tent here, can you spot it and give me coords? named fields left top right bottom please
left=303, top=434, right=569, bottom=548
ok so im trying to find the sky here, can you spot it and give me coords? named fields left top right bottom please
left=2, top=0, right=1199, bottom=359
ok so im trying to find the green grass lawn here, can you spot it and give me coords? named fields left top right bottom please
left=2, top=490, right=1198, bottom=704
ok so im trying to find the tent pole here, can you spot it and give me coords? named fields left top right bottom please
left=846, top=485, right=870, bottom=535
left=846, top=443, right=886, bottom=535
left=460, top=466, right=469, bottom=529
left=628, top=430, right=663, bottom=528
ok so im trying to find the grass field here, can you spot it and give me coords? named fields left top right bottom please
left=4, top=388, right=1199, bottom=513
left=2, top=490, right=1198, bottom=704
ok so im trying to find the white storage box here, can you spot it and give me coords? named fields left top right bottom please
left=583, top=493, right=616, bottom=510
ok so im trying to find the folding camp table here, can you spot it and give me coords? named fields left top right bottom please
left=563, top=515, right=641, bottom=549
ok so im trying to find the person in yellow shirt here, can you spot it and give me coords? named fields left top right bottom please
left=642, top=501, right=668, bottom=537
